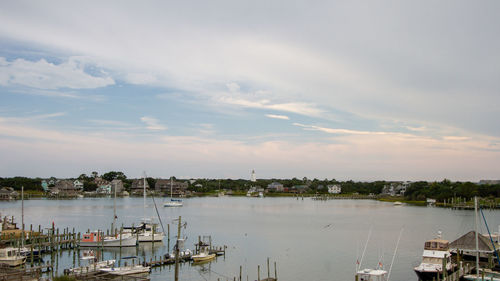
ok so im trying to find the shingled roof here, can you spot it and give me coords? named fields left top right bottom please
left=449, top=231, right=494, bottom=253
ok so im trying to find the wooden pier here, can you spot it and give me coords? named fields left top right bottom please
left=0, top=264, right=52, bottom=281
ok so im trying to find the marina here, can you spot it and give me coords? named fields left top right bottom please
left=1, top=196, right=500, bottom=280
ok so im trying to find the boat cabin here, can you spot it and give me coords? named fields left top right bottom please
left=356, top=269, right=388, bottom=281
left=424, top=238, right=449, bottom=251
left=82, top=232, right=102, bottom=243
left=0, top=248, right=18, bottom=258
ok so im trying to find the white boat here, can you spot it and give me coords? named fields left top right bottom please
left=99, top=257, right=150, bottom=276
left=413, top=231, right=454, bottom=280
left=258, top=192, right=264, bottom=198
left=80, top=231, right=137, bottom=247
left=124, top=221, right=165, bottom=242
left=68, top=250, right=115, bottom=274
left=164, top=177, right=183, bottom=207
left=356, top=268, right=388, bottom=281
left=393, top=201, right=402, bottom=206
left=0, top=247, right=26, bottom=266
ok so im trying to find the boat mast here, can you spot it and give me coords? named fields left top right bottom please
left=475, top=196, right=479, bottom=278
left=143, top=171, right=147, bottom=222
left=21, top=186, right=24, bottom=248
left=170, top=177, right=173, bottom=200
left=112, top=178, right=116, bottom=236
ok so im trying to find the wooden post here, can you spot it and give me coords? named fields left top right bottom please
left=274, top=261, right=277, bottom=280
left=239, top=265, right=242, bottom=281
left=258, top=265, right=260, bottom=281
left=267, top=258, right=270, bottom=279
left=168, top=223, right=170, bottom=252
left=175, top=216, right=182, bottom=281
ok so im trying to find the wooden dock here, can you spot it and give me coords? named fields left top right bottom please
left=0, top=264, right=52, bottom=281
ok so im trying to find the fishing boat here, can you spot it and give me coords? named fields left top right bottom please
left=413, top=231, right=454, bottom=280
left=164, top=177, right=183, bottom=207
left=67, top=250, right=115, bottom=274
left=99, top=256, right=150, bottom=276
left=192, top=244, right=215, bottom=262
left=0, top=247, right=26, bottom=266
left=80, top=231, right=137, bottom=247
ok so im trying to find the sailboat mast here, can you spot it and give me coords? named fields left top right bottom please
left=475, top=196, right=479, bottom=278
left=113, top=179, right=116, bottom=235
left=21, top=186, right=24, bottom=248
left=143, top=172, right=146, bottom=222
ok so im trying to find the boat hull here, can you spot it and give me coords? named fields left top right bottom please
left=192, top=253, right=216, bottom=262
left=414, top=269, right=454, bottom=281
left=0, top=257, right=26, bottom=267
left=80, top=236, right=137, bottom=247
left=138, top=232, right=165, bottom=242
left=164, top=202, right=183, bottom=207
left=99, top=265, right=150, bottom=276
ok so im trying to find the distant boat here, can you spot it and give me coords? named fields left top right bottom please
left=393, top=201, right=402, bottom=206
left=0, top=247, right=26, bottom=266
left=164, top=177, right=183, bottom=207
left=258, top=192, right=264, bottom=198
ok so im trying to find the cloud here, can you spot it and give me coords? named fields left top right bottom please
left=0, top=57, right=114, bottom=89
left=265, top=114, right=289, bottom=120
left=226, top=82, right=240, bottom=93
left=88, top=119, right=132, bottom=127
left=140, top=116, right=167, bottom=131
left=292, top=123, right=399, bottom=136
left=218, top=96, right=324, bottom=117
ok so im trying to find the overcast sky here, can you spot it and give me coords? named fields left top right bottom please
left=0, top=0, right=499, bottom=181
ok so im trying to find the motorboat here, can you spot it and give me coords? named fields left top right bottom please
left=414, top=231, right=454, bottom=280
left=67, top=250, right=115, bottom=274
left=192, top=245, right=215, bottom=262
left=0, top=247, right=26, bottom=266
left=99, top=256, right=150, bottom=276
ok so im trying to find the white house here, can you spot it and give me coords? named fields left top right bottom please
left=328, top=184, right=341, bottom=194
left=73, top=180, right=84, bottom=190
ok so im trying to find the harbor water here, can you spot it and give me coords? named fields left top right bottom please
left=1, top=197, right=499, bottom=281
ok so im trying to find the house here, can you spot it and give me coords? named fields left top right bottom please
left=155, top=179, right=188, bottom=196
left=110, top=179, right=124, bottom=194
left=73, top=180, right=84, bottom=190
left=53, top=180, right=79, bottom=196
left=267, top=182, right=284, bottom=192
left=131, top=179, right=150, bottom=195
left=41, top=180, right=49, bottom=192
left=292, top=185, right=308, bottom=193
left=0, top=187, right=19, bottom=200
left=382, top=182, right=409, bottom=196
left=328, top=184, right=341, bottom=194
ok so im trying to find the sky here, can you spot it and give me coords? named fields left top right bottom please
left=0, top=0, right=499, bottom=181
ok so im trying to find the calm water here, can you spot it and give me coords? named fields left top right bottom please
left=1, top=197, right=499, bottom=281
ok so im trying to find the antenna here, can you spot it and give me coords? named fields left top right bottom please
left=387, top=227, right=404, bottom=281
left=358, top=226, right=372, bottom=271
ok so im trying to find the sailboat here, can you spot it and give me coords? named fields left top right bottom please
left=136, top=173, right=165, bottom=242
left=80, top=183, right=137, bottom=247
left=164, top=177, right=183, bottom=207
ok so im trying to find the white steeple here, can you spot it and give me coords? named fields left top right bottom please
left=250, top=170, right=256, bottom=182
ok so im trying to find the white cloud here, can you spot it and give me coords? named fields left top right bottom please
left=140, top=116, right=167, bottom=131
left=292, top=123, right=399, bottom=136
left=0, top=57, right=114, bottom=89
left=218, top=96, right=324, bottom=117
left=265, top=114, right=289, bottom=120
left=226, top=82, right=240, bottom=93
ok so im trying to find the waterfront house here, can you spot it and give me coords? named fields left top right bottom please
left=131, top=179, right=150, bottom=195
left=73, top=180, right=84, bottom=190
left=41, top=180, right=49, bottom=192
left=52, top=180, right=79, bottom=196
left=155, top=179, right=188, bottom=196
left=267, top=182, right=284, bottom=192
left=110, top=179, right=124, bottom=194
left=292, top=185, right=308, bottom=193
left=0, top=187, right=19, bottom=200
left=328, top=184, right=341, bottom=194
